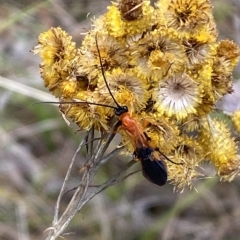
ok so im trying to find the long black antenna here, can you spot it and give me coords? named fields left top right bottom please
left=143, top=133, right=182, bottom=165
left=95, top=33, right=121, bottom=109
left=32, top=35, right=125, bottom=112
left=157, top=149, right=183, bottom=165
left=32, top=101, right=117, bottom=110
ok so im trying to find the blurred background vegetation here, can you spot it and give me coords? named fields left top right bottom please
left=0, top=0, right=240, bottom=239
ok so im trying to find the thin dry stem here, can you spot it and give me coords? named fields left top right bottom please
left=53, top=132, right=88, bottom=224
left=45, top=122, right=137, bottom=240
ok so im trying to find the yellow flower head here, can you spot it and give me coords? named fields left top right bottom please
left=32, top=27, right=77, bottom=96
left=129, top=28, right=186, bottom=81
left=231, top=110, right=240, bottom=133
left=211, top=57, right=234, bottom=99
left=118, top=0, right=144, bottom=21
left=217, top=39, right=240, bottom=67
left=167, top=159, right=201, bottom=191
left=60, top=91, right=110, bottom=131
left=105, top=0, right=155, bottom=37
left=32, top=27, right=76, bottom=70
left=166, top=136, right=205, bottom=190
left=182, top=29, right=216, bottom=66
left=156, top=0, right=213, bottom=32
left=199, top=117, right=239, bottom=180
left=142, top=116, right=179, bottom=154
left=97, top=68, right=150, bottom=112
left=82, top=33, right=128, bottom=69
left=58, top=79, right=79, bottom=98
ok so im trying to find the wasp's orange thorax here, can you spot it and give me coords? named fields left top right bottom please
left=119, top=112, right=148, bottom=148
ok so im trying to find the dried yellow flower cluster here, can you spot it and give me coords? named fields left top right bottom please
left=32, top=0, right=240, bottom=189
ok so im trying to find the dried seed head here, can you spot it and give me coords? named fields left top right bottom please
left=183, top=37, right=210, bottom=65
left=153, top=73, right=201, bottom=119
left=211, top=57, right=234, bottom=99
left=118, top=0, right=144, bottom=21
left=158, top=0, right=213, bottom=31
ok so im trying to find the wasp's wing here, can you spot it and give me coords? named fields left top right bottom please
left=135, top=146, right=167, bottom=186
left=141, top=158, right=167, bottom=186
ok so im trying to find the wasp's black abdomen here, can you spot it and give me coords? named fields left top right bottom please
left=135, top=146, right=167, bottom=186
